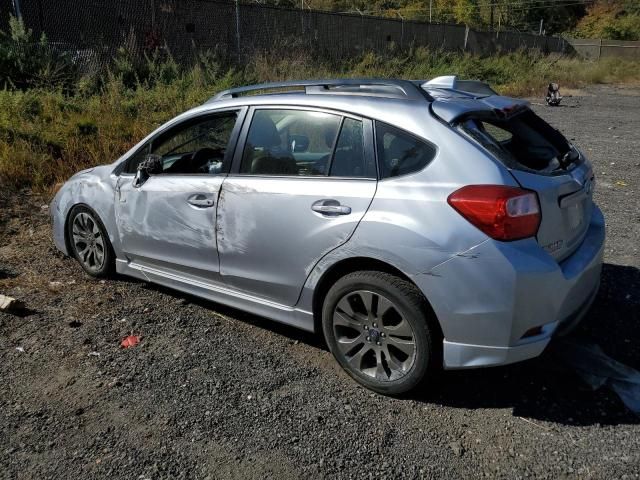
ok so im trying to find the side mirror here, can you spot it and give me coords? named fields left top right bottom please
left=290, top=134, right=310, bottom=153
left=133, top=154, right=162, bottom=188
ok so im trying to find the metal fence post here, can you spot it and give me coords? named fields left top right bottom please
left=355, top=8, right=364, bottom=52
left=12, top=0, right=22, bottom=20
left=235, top=0, right=241, bottom=60
left=598, top=38, right=602, bottom=60
left=464, top=25, right=469, bottom=51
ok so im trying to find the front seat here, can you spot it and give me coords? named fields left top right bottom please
left=244, top=114, right=297, bottom=175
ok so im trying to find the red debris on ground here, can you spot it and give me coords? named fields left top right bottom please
left=120, top=335, right=141, bottom=348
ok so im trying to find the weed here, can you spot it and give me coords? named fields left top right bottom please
left=0, top=42, right=638, bottom=193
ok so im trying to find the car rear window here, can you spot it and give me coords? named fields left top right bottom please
left=458, top=109, right=577, bottom=172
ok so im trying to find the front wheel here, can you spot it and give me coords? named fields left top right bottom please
left=66, top=206, right=115, bottom=277
left=322, top=271, right=438, bottom=395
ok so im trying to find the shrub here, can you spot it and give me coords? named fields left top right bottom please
left=0, top=46, right=639, bottom=194
left=76, top=120, right=98, bottom=136
left=0, top=16, right=78, bottom=90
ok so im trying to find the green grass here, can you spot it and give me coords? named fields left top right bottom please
left=1, top=47, right=639, bottom=194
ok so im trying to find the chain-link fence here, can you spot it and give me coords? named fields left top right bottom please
left=1, top=0, right=570, bottom=75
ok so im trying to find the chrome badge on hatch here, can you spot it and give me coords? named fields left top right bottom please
left=543, top=239, right=564, bottom=254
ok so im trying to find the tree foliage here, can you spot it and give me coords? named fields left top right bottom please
left=288, top=0, right=639, bottom=38
left=0, top=16, right=77, bottom=90
left=572, top=0, right=640, bottom=40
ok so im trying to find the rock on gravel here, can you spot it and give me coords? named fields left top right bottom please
left=0, top=294, right=24, bottom=312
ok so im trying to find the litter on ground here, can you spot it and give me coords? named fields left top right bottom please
left=551, top=338, right=640, bottom=416
left=120, top=335, right=141, bottom=348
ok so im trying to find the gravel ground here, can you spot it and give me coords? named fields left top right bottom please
left=1, top=84, right=639, bottom=480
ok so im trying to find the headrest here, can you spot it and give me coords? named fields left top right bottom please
left=247, top=113, right=281, bottom=148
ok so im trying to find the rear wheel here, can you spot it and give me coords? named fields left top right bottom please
left=322, top=271, right=437, bottom=395
left=67, top=206, right=114, bottom=277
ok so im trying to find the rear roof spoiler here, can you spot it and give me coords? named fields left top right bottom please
left=430, top=94, right=531, bottom=124
left=417, top=76, right=498, bottom=97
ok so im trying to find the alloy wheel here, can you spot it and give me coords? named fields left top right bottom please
left=332, top=290, right=417, bottom=382
left=71, top=212, right=105, bottom=273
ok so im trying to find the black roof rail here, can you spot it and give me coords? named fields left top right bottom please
left=207, top=78, right=432, bottom=102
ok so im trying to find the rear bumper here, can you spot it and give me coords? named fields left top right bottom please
left=414, top=205, right=605, bottom=369
left=441, top=279, right=599, bottom=368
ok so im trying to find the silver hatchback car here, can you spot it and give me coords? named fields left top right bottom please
left=51, top=77, right=605, bottom=394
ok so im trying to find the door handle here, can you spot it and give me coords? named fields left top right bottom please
left=187, top=194, right=215, bottom=208
left=311, top=200, right=351, bottom=215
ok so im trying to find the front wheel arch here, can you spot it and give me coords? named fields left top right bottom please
left=64, top=203, right=115, bottom=276
left=63, top=203, right=106, bottom=255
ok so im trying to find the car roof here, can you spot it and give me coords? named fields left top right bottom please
left=189, top=77, right=529, bottom=127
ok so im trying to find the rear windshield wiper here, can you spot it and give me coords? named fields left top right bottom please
left=558, top=148, right=580, bottom=170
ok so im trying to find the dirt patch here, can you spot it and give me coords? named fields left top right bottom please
left=559, top=87, right=591, bottom=97
left=1, top=84, right=640, bottom=479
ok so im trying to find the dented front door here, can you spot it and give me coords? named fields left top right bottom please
left=115, top=174, right=223, bottom=282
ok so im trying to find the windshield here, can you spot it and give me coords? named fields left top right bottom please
left=459, top=109, right=578, bottom=173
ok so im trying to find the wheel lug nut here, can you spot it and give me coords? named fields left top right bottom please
left=366, top=336, right=371, bottom=342
left=364, top=325, right=369, bottom=330
left=376, top=341, right=381, bottom=346
left=373, top=323, right=377, bottom=328
left=380, top=332, right=385, bottom=337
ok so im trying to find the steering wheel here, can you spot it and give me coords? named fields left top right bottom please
left=191, top=147, right=223, bottom=173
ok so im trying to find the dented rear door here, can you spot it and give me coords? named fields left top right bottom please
left=216, top=176, right=376, bottom=305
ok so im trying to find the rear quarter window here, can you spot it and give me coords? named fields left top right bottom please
left=375, top=122, right=436, bottom=179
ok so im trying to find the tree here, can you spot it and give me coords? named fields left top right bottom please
left=572, top=0, right=640, bottom=40
left=453, top=0, right=479, bottom=26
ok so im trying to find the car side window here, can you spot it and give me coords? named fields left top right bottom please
left=240, top=109, right=342, bottom=176
left=376, top=122, right=436, bottom=179
left=124, top=112, right=238, bottom=175
left=124, top=144, right=150, bottom=174
left=329, top=117, right=374, bottom=178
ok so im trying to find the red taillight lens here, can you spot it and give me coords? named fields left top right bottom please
left=447, top=185, right=541, bottom=241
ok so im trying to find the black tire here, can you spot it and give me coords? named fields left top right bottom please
left=66, top=205, right=115, bottom=277
left=322, top=270, right=438, bottom=395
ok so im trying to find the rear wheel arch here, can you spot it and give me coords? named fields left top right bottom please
left=312, top=257, right=443, bottom=347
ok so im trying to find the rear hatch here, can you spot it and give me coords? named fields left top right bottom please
left=433, top=97, right=594, bottom=262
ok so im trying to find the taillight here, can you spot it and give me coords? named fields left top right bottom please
left=447, top=185, right=541, bottom=241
